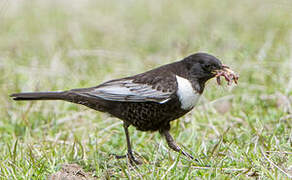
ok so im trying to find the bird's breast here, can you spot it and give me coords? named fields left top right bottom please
left=175, top=75, right=201, bottom=110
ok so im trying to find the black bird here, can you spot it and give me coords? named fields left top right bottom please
left=10, top=53, right=235, bottom=164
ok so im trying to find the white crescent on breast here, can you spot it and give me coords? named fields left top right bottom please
left=176, top=75, right=201, bottom=110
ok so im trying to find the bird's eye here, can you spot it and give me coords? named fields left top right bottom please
left=203, top=64, right=212, bottom=71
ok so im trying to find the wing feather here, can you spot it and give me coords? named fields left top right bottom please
left=78, top=79, right=174, bottom=103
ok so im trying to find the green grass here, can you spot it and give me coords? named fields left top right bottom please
left=1, top=0, right=292, bottom=179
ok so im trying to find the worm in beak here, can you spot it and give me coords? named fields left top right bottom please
left=213, top=65, right=239, bottom=85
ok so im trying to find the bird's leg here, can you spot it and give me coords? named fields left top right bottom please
left=162, top=129, right=194, bottom=159
left=123, top=123, right=142, bottom=165
left=114, top=123, right=142, bottom=165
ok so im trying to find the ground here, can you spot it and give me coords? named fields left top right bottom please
left=0, top=0, right=291, bottom=179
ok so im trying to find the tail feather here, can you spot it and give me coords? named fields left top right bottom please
left=10, top=90, right=115, bottom=113
left=10, top=91, right=66, bottom=101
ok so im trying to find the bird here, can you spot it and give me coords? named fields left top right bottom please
left=10, top=52, right=238, bottom=165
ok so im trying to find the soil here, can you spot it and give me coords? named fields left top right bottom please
left=48, top=164, right=96, bottom=180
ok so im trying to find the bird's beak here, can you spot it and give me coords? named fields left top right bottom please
left=211, top=64, right=230, bottom=75
left=211, top=70, right=218, bottom=75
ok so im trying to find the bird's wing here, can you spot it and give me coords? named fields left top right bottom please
left=74, top=78, right=176, bottom=103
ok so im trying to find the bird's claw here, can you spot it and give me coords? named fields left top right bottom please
left=180, top=149, right=194, bottom=160
left=112, top=152, right=142, bottom=165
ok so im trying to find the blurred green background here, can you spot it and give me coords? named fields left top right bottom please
left=0, top=0, right=291, bottom=179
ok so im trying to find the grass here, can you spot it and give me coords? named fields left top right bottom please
left=0, top=0, right=292, bottom=179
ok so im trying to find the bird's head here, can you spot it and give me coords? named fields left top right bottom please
left=183, top=53, right=223, bottom=82
left=183, top=52, right=238, bottom=86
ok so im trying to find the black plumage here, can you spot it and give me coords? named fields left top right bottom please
left=11, top=52, right=224, bottom=164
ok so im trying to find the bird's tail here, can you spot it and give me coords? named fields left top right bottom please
left=10, top=90, right=115, bottom=113
left=10, top=91, right=66, bottom=101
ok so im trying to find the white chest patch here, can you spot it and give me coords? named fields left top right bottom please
left=176, top=75, right=201, bottom=110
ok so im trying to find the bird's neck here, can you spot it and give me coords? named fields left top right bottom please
left=190, top=78, right=205, bottom=94
left=176, top=74, right=205, bottom=94
left=168, top=61, right=211, bottom=94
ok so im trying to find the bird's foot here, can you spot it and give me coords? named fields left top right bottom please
left=162, top=129, right=200, bottom=162
left=114, top=154, right=127, bottom=159
left=127, top=152, right=142, bottom=165
left=112, top=152, right=142, bottom=165
left=172, top=144, right=200, bottom=162
left=179, top=148, right=194, bottom=160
